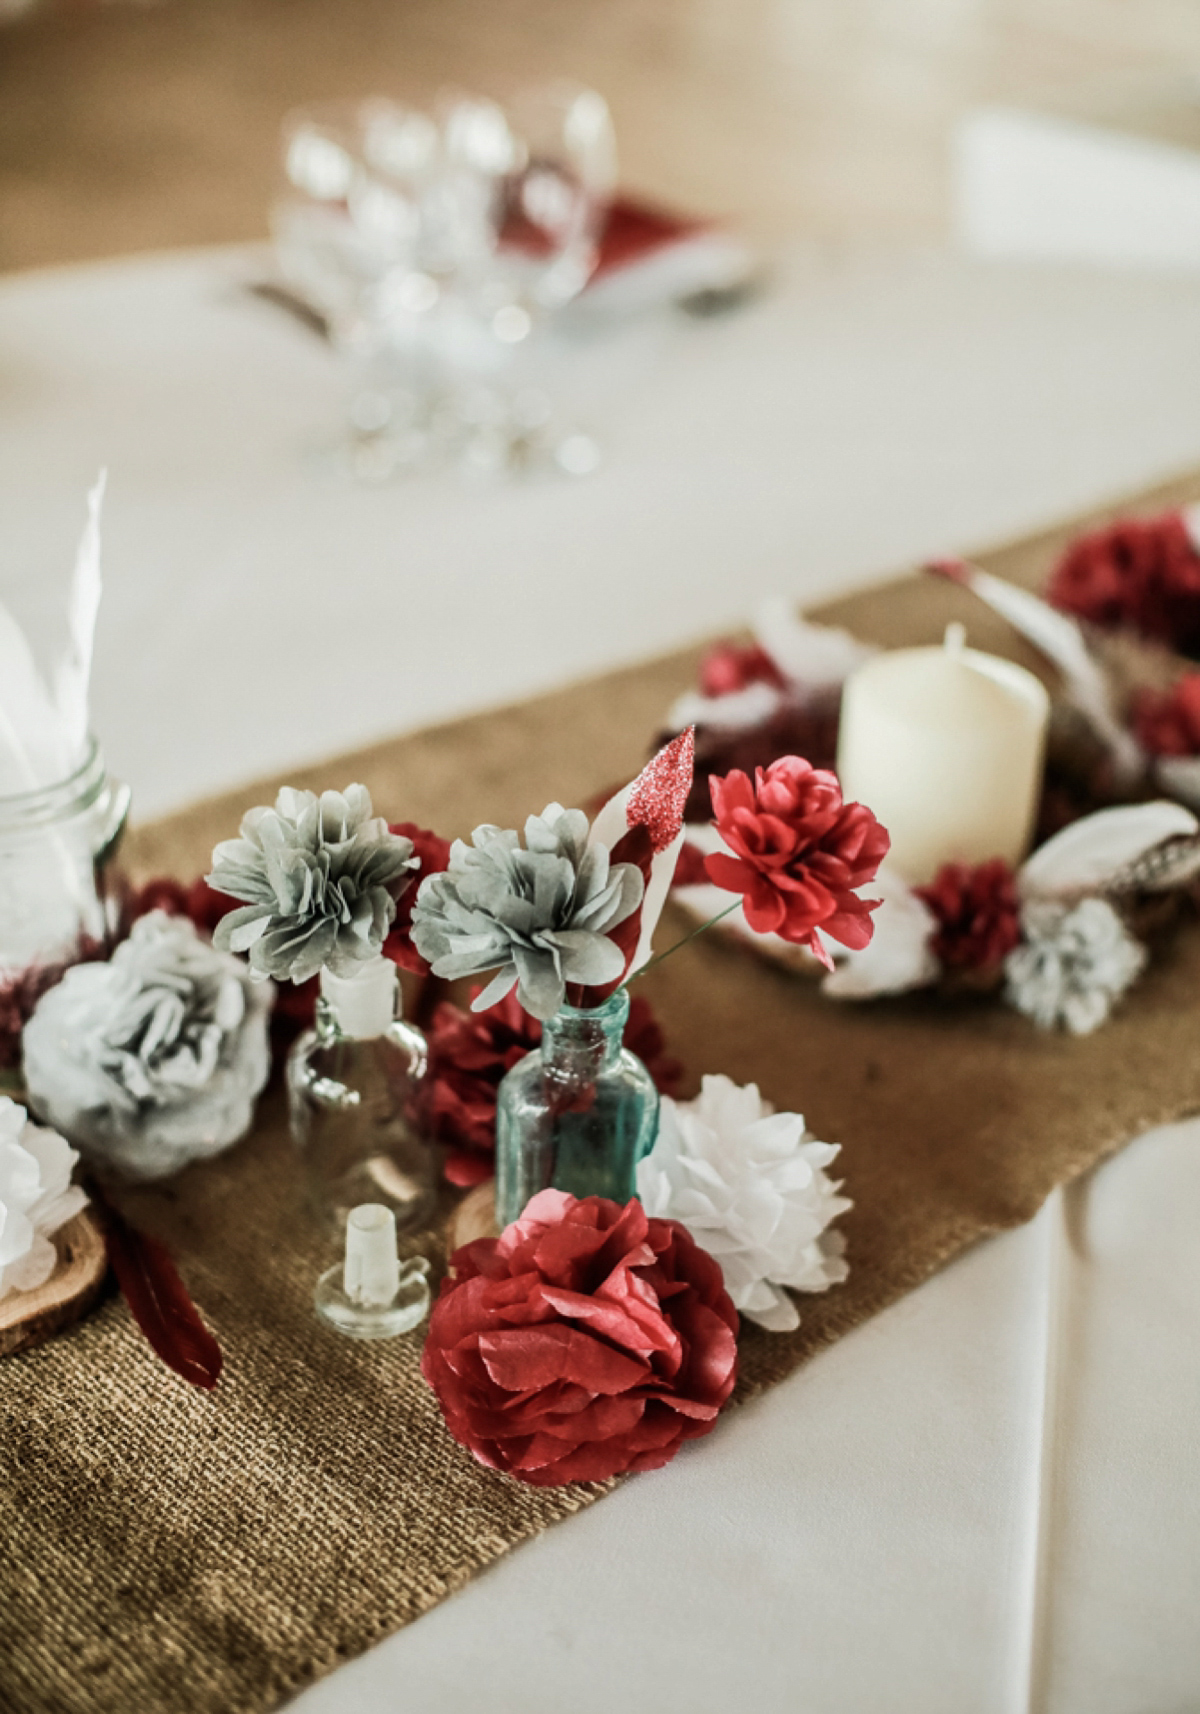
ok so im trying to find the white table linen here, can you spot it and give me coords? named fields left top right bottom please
left=2, top=242, right=1199, bottom=1712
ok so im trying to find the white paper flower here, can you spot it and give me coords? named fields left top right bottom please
left=0, top=1097, right=87, bottom=1300
left=637, top=1074, right=851, bottom=1332
left=22, top=911, right=273, bottom=1181
left=1004, top=897, right=1146, bottom=1035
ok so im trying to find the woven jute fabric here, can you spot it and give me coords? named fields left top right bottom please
left=5, top=469, right=1200, bottom=1714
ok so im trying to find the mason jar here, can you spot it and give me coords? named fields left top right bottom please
left=0, top=739, right=131, bottom=983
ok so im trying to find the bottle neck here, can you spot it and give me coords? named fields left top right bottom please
left=317, top=955, right=399, bottom=1041
left=542, top=990, right=629, bottom=1079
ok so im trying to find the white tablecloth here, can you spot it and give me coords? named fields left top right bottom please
left=2, top=243, right=1199, bottom=1713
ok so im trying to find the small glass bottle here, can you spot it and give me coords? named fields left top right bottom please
left=494, top=988, right=659, bottom=1229
left=287, top=954, right=436, bottom=1237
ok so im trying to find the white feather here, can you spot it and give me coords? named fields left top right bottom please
left=753, top=597, right=876, bottom=689
left=1019, top=801, right=1199, bottom=899
left=53, top=470, right=106, bottom=761
left=940, top=560, right=1142, bottom=784
left=0, top=599, right=68, bottom=794
left=822, top=866, right=939, bottom=999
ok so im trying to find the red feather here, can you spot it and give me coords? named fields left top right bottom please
left=97, top=1192, right=223, bottom=1391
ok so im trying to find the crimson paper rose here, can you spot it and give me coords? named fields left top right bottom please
left=914, top=858, right=1020, bottom=971
left=705, top=757, right=890, bottom=968
left=1048, top=513, right=1200, bottom=655
left=422, top=1190, right=739, bottom=1486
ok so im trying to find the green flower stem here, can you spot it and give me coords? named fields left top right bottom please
left=624, top=899, right=742, bottom=986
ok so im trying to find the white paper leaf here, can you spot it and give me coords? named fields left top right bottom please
left=54, top=470, right=106, bottom=760
left=933, top=559, right=1142, bottom=784
left=822, top=865, right=939, bottom=999
left=587, top=730, right=695, bottom=975
left=752, top=597, right=876, bottom=689
left=1019, top=801, right=1199, bottom=898
left=666, top=681, right=782, bottom=734
left=1154, top=754, right=1200, bottom=812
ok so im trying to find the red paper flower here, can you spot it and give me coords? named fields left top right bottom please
left=699, top=641, right=785, bottom=698
left=1132, top=674, right=1200, bottom=758
left=914, top=858, right=1021, bottom=971
left=1048, top=512, right=1200, bottom=655
left=125, top=874, right=238, bottom=937
left=422, top=1190, right=739, bottom=1485
left=384, top=822, right=452, bottom=974
left=427, top=990, right=681, bottom=1188
left=704, top=757, right=890, bottom=969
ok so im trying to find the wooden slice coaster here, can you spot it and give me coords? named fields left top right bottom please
left=0, top=1208, right=108, bottom=1358
left=445, top=1180, right=499, bottom=1254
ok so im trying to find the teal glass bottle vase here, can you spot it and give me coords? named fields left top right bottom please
left=494, top=988, right=659, bottom=1229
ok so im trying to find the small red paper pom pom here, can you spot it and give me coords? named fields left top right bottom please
left=914, top=858, right=1021, bottom=972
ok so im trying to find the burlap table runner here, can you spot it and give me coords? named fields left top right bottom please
left=5, top=470, right=1200, bottom=1714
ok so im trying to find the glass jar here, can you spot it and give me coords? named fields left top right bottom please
left=287, top=957, right=437, bottom=1238
left=494, top=988, right=659, bottom=1228
left=0, top=739, right=130, bottom=984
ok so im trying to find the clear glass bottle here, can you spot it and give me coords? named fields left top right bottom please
left=494, top=988, right=659, bottom=1228
left=0, top=738, right=130, bottom=983
left=287, top=955, right=436, bottom=1237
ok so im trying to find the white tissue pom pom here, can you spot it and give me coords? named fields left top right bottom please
left=0, top=1097, right=87, bottom=1300
left=22, top=911, right=273, bottom=1181
left=1004, top=897, right=1147, bottom=1036
left=637, top=1074, right=851, bottom=1333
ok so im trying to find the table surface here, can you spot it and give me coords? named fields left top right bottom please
left=2, top=240, right=1200, bottom=1714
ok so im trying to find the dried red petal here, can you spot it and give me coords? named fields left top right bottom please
left=422, top=1191, right=739, bottom=1485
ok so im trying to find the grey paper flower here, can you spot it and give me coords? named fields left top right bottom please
left=410, top=802, right=644, bottom=1021
left=22, top=911, right=273, bottom=1181
left=208, top=784, right=417, bottom=983
left=1004, top=897, right=1146, bottom=1036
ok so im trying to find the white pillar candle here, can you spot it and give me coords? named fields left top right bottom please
left=836, top=624, right=1050, bottom=884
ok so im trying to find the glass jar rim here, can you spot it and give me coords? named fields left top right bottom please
left=0, top=736, right=107, bottom=824
left=553, top=988, right=630, bottom=1024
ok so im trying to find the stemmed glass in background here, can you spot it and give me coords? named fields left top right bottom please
left=270, top=83, right=617, bottom=480
left=272, top=98, right=445, bottom=480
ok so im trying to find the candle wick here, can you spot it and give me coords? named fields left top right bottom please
left=943, top=621, right=967, bottom=656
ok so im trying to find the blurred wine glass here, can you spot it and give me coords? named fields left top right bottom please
left=436, top=82, right=617, bottom=475
left=271, top=98, right=445, bottom=479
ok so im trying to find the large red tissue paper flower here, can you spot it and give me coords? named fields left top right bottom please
left=704, top=757, right=890, bottom=968
left=914, top=858, right=1021, bottom=971
left=1132, top=674, right=1200, bottom=758
left=385, top=822, right=452, bottom=974
left=1048, top=513, right=1200, bottom=655
left=427, top=990, right=682, bottom=1188
left=422, top=1190, right=739, bottom=1485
